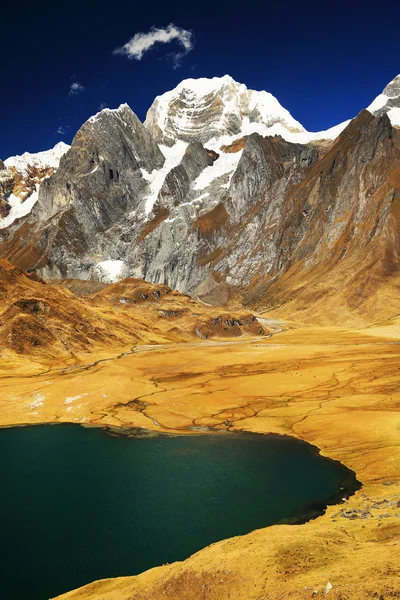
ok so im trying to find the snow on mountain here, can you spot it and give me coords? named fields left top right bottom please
left=88, top=103, right=130, bottom=124
left=386, top=107, right=400, bottom=126
left=0, top=75, right=386, bottom=244
left=93, top=260, right=125, bottom=283
left=292, top=120, right=351, bottom=144
left=368, top=93, right=389, bottom=113
left=367, top=74, right=400, bottom=126
left=144, top=75, right=306, bottom=146
left=144, top=75, right=352, bottom=150
left=0, top=142, right=70, bottom=230
left=0, top=186, right=39, bottom=230
left=194, top=149, right=242, bottom=192
left=141, top=140, right=188, bottom=215
left=2, top=73, right=399, bottom=300
left=4, top=141, right=70, bottom=173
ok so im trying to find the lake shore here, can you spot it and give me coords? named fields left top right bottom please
left=1, top=323, right=400, bottom=599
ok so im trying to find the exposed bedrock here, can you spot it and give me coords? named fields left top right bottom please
left=0, top=96, right=400, bottom=323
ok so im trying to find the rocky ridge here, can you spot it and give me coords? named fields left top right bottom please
left=368, top=74, right=400, bottom=125
left=0, top=141, right=69, bottom=229
left=1, top=76, right=400, bottom=324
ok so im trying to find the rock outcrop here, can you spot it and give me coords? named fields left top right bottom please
left=0, top=160, right=13, bottom=218
left=38, top=104, right=165, bottom=224
left=155, top=142, right=215, bottom=211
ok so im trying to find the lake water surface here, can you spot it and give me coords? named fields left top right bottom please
left=0, top=425, right=359, bottom=599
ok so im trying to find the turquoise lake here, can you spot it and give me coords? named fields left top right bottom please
left=0, top=424, right=359, bottom=599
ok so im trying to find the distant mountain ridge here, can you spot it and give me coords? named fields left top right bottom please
left=144, top=75, right=352, bottom=147
left=1, top=75, right=400, bottom=325
left=367, top=74, right=400, bottom=125
left=0, top=142, right=70, bottom=229
left=4, top=141, right=70, bottom=173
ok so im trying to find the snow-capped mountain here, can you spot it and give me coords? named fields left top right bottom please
left=0, top=77, right=352, bottom=234
left=4, top=141, right=70, bottom=173
left=1, top=74, right=400, bottom=323
left=144, top=75, right=305, bottom=144
left=367, top=74, right=400, bottom=126
left=0, top=141, right=70, bottom=229
left=144, top=74, right=350, bottom=146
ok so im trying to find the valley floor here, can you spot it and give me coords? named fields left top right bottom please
left=2, top=323, right=400, bottom=599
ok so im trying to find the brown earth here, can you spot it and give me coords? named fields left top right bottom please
left=0, top=260, right=271, bottom=363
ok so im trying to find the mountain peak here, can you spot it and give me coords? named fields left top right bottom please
left=382, top=74, right=400, bottom=98
left=87, top=103, right=132, bottom=124
left=144, top=75, right=305, bottom=146
left=367, top=75, right=400, bottom=126
left=174, top=74, right=236, bottom=94
left=3, top=141, right=70, bottom=173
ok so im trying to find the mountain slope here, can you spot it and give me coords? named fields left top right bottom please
left=0, top=259, right=269, bottom=359
left=0, top=141, right=69, bottom=230
left=244, top=109, right=400, bottom=324
left=367, top=74, right=400, bottom=125
left=2, top=76, right=400, bottom=325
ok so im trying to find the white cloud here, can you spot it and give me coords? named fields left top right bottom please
left=168, top=50, right=188, bottom=69
left=98, top=102, right=108, bottom=110
left=56, top=125, right=69, bottom=135
left=69, top=81, right=84, bottom=96
left=113, top=23, right=194, bottom=67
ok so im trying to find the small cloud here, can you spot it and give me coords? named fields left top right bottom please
left=56, top=125, right=70, bottom=135
left=98, top=102, right=108, bottom=110
left=69, top=81, right=84, bottom=97
left=114, top=23, right=194, bottom=67
left=167, top=51, right=188, bottom=70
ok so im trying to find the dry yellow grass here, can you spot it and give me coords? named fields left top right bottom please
left=1, top=322, right=400, bottom=599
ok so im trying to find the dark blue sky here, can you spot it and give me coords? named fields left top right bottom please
left=1, top=0, right=400, bottom=159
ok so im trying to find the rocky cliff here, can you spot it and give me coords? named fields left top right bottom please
left=1, top=76, right=400, bottom=324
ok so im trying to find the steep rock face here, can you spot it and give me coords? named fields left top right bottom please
left=154, top=142, right=215, bottom=212
left=243, top=110, right=400, bottom=323
left=0, top=105, right=168, bottom=276
left=0, top=166, right=16, bottom=220
left=0, top=160, right=12, bottom=217
left=38, top=104, right=165, bottom=225
left=2, top=76, right=400, bottom=324
left=0, top=104, right=218, bottom=282
left=110, top=132, right=319, bottom=299
left=229, top=133, right=318, bottom=219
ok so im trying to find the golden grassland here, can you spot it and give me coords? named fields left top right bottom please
left=2, top=319, right=400, bottom=599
